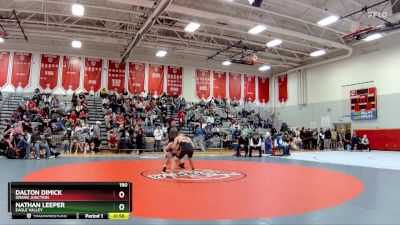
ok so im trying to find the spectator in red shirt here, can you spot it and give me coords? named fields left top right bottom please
left=177, top=109, right=186, bottom=127
left=69, top=111, right=77, bottom=122
left=108, top=130, right=119, bottom=153
left=27, top=100, right=37, bottom=111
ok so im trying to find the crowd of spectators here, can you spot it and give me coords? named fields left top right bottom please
left=0, top=89, right=102, bottom=159
left=0, top=88, right=372, bottom=159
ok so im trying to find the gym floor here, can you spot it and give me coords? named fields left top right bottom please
left=1, top=151, right=400, bottom=225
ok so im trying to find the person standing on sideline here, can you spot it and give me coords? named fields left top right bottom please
left=319, top=128, right=325, bottom=150
left=167, top=121, right=179, bottom=143
left=153, top=125, right=163, bottom=152
left=264, top=129, right=272, bottom=154
left=324, top=128, right=331, bottom=150
left=249, top=133, right=262, bottom=157
left=331, top=129, right=338, bottom=150
left=193, top=124, right=205, bottom=151
left=92, top=121, right=102, bottom=153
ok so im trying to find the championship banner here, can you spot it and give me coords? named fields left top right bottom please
left=62, top=56, right=81, bottom=91
left=39, top=54, right=60, bottom=90
left=213, top=71, right=226, bottom=99
left=167, top=65, right=183, bottom=96
left=0, top=51, right=10, bottom=88
left=229, top=72, right=242, bottom=101
left=108, top=60, right=126, bottom=93
left=148, top=64, right=164, bottom=96
left=278, top=74, right=288, bottom=103
left=258, top=77, right=270, bottom=103
left=84, top=58, right=103, bottom=93
left=244, top=75, right=256, bottom=102
left=128, top=62, right=145, bottom=94
left=195, top=69, right=211, bottom=100
left=11, top=52, right=32, bottom=89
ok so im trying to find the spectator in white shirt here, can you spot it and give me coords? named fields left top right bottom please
left=153, top=125, right=163, bottom=152
left=360, top=134, right=370, bottom=151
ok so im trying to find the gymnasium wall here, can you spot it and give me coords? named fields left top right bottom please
left=0, top=42, right=271, bottom=104
left=274, top=32, right=400, bottom=150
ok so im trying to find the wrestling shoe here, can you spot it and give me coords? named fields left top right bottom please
left=162, top=166, right=167, bottom=173
left=178, top=162, right=185, bottom=169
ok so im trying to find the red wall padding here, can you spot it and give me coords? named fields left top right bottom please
left=355, top=129, right=400, bottom=151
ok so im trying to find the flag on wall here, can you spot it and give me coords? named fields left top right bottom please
left=278, top=74, right=288, bottom=103
left=84, top=58, right=103, bottom=93
left=11, top=52, right=32, bottom=89
left=108, top=60, right=126, bottom=93
left=0, top=51, right=10, bottom=88
left=195, top=69, right=211, bottom=100
left=167, top=65, right=183, bottom=96
left=148, top=64, right=164, bottom=96
left=128, top=62, right=145, bottom=95
left=39, top=54, right=60, bottom=90
left=229, top=72, right=242, bottom=101
left=244, top=74, right=256, bottom=102
left=258, top=77, right=270, bottom=103
left=62, top=56, right=81, bottom=91
left=213, top=71, right=226, bottom=99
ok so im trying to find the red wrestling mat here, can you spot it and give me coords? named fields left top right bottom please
left=24, top=160, right=364, bottom=220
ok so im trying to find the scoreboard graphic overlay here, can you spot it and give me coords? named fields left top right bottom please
left=8, top=182, right=132, bottom=220
left=350, top=87, right=377, bottom=120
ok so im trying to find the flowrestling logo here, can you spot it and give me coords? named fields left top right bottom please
left=142, top=169, right=246, bottom=183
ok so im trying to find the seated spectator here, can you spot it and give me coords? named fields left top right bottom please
left=293, top=136, right=302, bottom=149
left=351, top=131, right=360, bottom=150
left=264, top=129, right=272, bottom=154
left=249, top=133, right=262, bottom=157
left=108, top=130, right=119, bottom=153
left=100, top=88, right=108, bottom=98
left=236, top=135, right=248, bottom=157
left=360, top=134, right=371, bottom=151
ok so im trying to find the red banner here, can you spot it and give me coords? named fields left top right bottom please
left=11, top=52, right=32, bottom=89
left=148, top=64, right=164, bottom=96
left=84, top=58, right=103, bottom=93
left=62, top=56, right=81, bottom=91
left=278, top=74, right=288, bottom=103
left=167, top=66, right=183, bottom=96
left=128, top=62, right=145, bottom=94
left=0, top=51, right=10, bottom=88
left=213, top=71, right=226, bottom=99
left=244, top=75, right=256, bottom=102
left=229, top=72, right=242, bottom=101
left=108, top=60, right=126, bottom=93
left=39, top=54, right=60, bottom=90
left=195, top=69, right=211, bottom=100
left=258, top=77, right=270, bottom=103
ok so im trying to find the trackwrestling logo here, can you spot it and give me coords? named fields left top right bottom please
left=142, top=169, right=246, bottom=183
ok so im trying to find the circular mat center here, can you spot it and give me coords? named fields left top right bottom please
left=24, top=160, right=364, bottom=220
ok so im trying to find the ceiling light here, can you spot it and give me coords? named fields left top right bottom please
left=184, top=22, right=200, bottom=32
left=156, top=50, right=167, bottom=57
left=0, top=37, right=4, bottom=43
left=71, top=40, right=82, bottom=48
left=310, top=49, right=326, bottom=57
left=266, top=39, right=282, bottom=47
left=364, top=33, right=383, bottom=42
left=222, top=60, right=232, bottom=66
left=72, top=4, right=85, bottom=16
left=248, top=25, right=266, bottom=35
left=259, top=65, right=271, bottom=71
left=317, top=15, right=339, bottom=26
